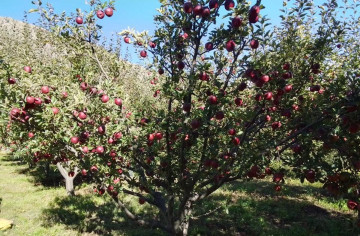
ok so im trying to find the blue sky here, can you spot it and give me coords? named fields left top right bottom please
left=0, top=0, right=286, bottom=62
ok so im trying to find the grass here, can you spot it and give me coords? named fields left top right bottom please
left=1, top=152, right=359, bottom=236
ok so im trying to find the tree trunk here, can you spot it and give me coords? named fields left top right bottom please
left=56, top=162, right=78, bottom=196
left=173, top=201, right=192, bottom=236
left=65, top=176, right=75, bottom=196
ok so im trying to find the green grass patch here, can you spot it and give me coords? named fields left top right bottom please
left=1, top=152, right=359, bottom=236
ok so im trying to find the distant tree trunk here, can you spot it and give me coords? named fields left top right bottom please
left=56, top=162, right=78, bottom=196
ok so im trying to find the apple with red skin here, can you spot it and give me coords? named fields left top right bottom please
left=264, top=92, right=273, bottom=100
left=283, top=63, right=290, bottom=70
left=232, top=16, right=242, bottom=28
left=115, top=98, right=122, bottom=106
left=272, top=121, right=281, bottom=130
left=193, top=5, right=202, bottom=16
left=75, top=17, right=83, bottom=24
left=78, top=112, right=87, bottom=120
left=98, top=125, right=106, bottom=134
left=190, top=119, right=201, bottom=129
left=205, top=42, right=214, bottom=51
left=155, top=132, right=163, bottom=140
left=225, top=40, right=236, bottom=52
left=235, top=97, right=243, bottom=106
left=24, top=66, right=32, bottom=73
left=265, top=115, right=271, bottom=122
left=249, top=6, right=260, bottom=23
left=224, top=0, right=235, bottom=11
left=208, top=95, right=218, bottom=105
left=177, top=61, right=185, bottom=70
left=305, top=170, right=315, bottom=183
left=96, top=146, right=104, bottom=154
left=26, top=96, right=35, bottom=104
left=96, top=10, right=105, bottom=19
left=8, top=78, right=16, bottom=84
left=101, top=95, right=109, bottom=103
left=148, top=133, right=156, bottom=142
left=347, top=200, right=358, bottom=210
left=183, top=2, right=193, bottom=13
left=149, top=41, right=156, bottom=48
left=28, top=132, right=34, bottom=138
left=81, top=169, right=87, bottom=176
left=41, top=86, right=50, bottom=94
left=105, top=7, right=113, bottom=17
left=158, top=68, right=164, bottom=74
left=250, top=39, right=259, bottom=49
left=34, top=98, right=42, bottom=105
left=215, top=111, right=224, bottom=120
left=139, top=197, right=146, bottom=205
left=209, top=0, right=219, bottom=9
left=140, top=50, right=147, bottom=58
left=90, top=165, right=98, bottom=172
left=284, top=84, right=293, bottom=93
left=232, top=137, right=240, bottom=146
left=124, top=37, right=130, bottom=43
left=201, top=7, right=210, bottom=18
left=199, top=72, right=209, bottom=81
left=228, top=128, right=236, bottom=135
left=52, top=107, right=59, bottom=115
left=80, top=82, right=88, bottom=91
left=260, top=75, right=269, bottom=83
left=114, top=132, right=122, bottom=140
left=70, top=136, right=79, bottom=144
left=82, top=146, right=89, bottom=153
left=62, top=91, right=68, bottom=98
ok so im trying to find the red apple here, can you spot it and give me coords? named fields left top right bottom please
left=232, top=137, right=240, bottom=145
left=52, top=107, right=59, bottom=115
left=284, top=84, right=293, bottom=93
left=70, top=137, right=79, bottom=144
left=183, top=2, right=193, bottom=13
left=209, top=0, right=219, bottom=9
left=232, top=16, right=242, bottom=28
left=101, top=95, right=109, bottom=103
left=347, top=200, right=358, bottom=210
left=26, top=96, right=35, bottom=104
left=264, top=92, right=273, bottom=100
left=177, top=61, right=185, bottom=70
left=250, top=39, right=259, bottom=49
left=140, top=50, right=147, bottom=58
left=158, top=68, right=164, bottom=74
left=205, top=42, right=214, bottom=51
left=105, top=7, right=113, bottom=17
left=149, top=41, right=156, bottom=48
left=41, top=86, right=50, bottom=94
left=305, top=170, right=315, bottom=183
left=225, top=40, right=236, bottom=52
left=115, top=98, right=122, bottom=106
left=82, top=146, right=89, bottom=153
left=155, top=132, right=163, bottom=140
left=224, top=0, right=235, bottom=11
left=78, top=112, right=87, bottom=120
left=235, top=97, right=243, bottom=106
left=228, top=128, right=236, bottom=135
left=24, top=66, right=32, bottom=73
left=90, top=165, right=98, bottom=172
left=96, top=10, right=105, bottom=19
left=34, top=98, right=42, bottom=105
left=193, top=5, right=203, bottom=16
left=139, top=197, right=146, bottom=205
left=215, top=111, right=224, bottom=120
left=96, top=146, right=104, bottom=154
left=81, top=169, right=87, bottom=176
left=124, top=37, right=130, bottom=43
left=8, top=78, right=16, bottom=84
left=75, top=17, right=83, bottom=24
left=190, top=119, right=201, bottom=129
left=208, top=95, right=218, bottom=104
left=28, top=132, right=34, bottom=138
left=202, top=7, right=210, bottom=18
left=148, top=133, right=155, bottom=142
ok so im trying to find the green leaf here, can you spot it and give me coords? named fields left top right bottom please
left=29, top=9, right=39, bottom=13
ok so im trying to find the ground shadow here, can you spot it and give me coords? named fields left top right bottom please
left=41, top=195, right=165, bottom=236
